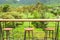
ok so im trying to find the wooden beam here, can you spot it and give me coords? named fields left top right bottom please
left=0, top=19, right=60, bottom=22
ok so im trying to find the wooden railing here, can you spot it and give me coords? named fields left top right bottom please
left=0, top=19, right=60, bottom=22
left=0, top=19, right=60, bottom=40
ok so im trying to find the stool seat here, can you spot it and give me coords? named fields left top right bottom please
left=3, top=28, right=13, bottom=40
left=24, top=28, right=34, bottom=40
left=45, top=28, right=55, bottom=31
left=44, top=28, right=55, bottom=40
left=24, top=28, right=34, bottom=31
left=3, top=28, right=13, bottom=31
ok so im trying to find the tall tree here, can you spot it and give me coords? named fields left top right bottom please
left=2, top=4, right=10, bottom=12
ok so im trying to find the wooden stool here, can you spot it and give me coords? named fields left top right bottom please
left=24, top=28, right=34, bottom=40
left=44, top=28, right=55, bottom=40
left=3, top=28, right=13, bottom=40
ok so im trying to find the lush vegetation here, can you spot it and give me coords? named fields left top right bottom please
left=0, top=2, right=60, bottom=40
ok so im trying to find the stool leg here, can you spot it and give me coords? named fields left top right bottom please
left=49, top=31, right=51, bottom=39
left=52, top=31, right=54, bottom=40
left=2, top=31, right=4, bottom=40
left=6, top=31, right=10, bottom=40
left=24, top=31, right=26, bottom=40
left=32, top=31, right=34, bottom=40
left=44, top=31, right=47, bottom=40
left=28, top=31, right=30, bottom=40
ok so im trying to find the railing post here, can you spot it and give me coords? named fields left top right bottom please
left=13, top=22, right=16, bottom=28
left=55, top=21, right=59, bottom=40
left=0, top=22, right=2, bottom=40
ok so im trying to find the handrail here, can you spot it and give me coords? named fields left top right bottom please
left=0, top=19, right=60, bottom=22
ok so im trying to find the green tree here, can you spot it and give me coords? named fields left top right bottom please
left=32, top=2, right=48, bottom=31
left=0, top=13, right=14, bottom=19
left=2, top=4, right=10, bottom=12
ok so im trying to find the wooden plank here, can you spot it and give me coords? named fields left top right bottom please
left=0, top=19, right=60, bottom=22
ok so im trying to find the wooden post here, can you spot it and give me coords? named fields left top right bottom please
left=0, top=22, right=2, bottom=40
left=55, top=15, right=60, bottom=40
